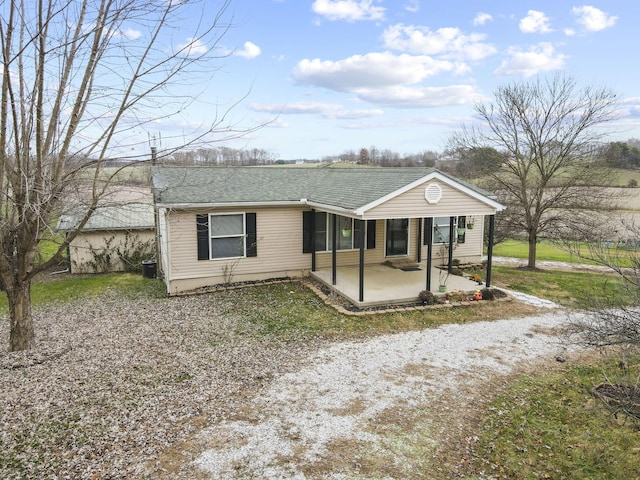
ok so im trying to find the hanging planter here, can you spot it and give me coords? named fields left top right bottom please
left=457, top=227, right=466, bottom=236
left=467, top=223, right=474, bottom=230
left=341, top=229, right=351, bottom=238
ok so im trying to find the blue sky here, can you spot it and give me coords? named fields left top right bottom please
left=159, top=0, right=639, bottom=160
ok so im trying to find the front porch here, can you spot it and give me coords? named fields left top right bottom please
left=311, top=263, right=483, bottom=308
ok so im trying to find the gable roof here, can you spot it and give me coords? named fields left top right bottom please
left=57, top=202, right=155, bottom=232
left=151, top=166, right=503, bottom=213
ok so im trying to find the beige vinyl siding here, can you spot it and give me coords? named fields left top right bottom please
left=166, top=206, right=312, bottom=293
left=364, top=181, right=496, bottom=219
left=69, top=229, right=155, bottom=273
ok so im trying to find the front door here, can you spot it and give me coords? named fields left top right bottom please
left=386, top=218, right=408, bottom=256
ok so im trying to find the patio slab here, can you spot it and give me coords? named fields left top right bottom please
left=311, top=263, right=483, bottom=308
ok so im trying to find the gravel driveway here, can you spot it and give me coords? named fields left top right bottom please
left=1, top=286, right=571, bottom=479
left=193, top=308, right=571, bottom=479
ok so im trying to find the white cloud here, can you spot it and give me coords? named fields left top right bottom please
left=357, top=84, right=484, bottom=108
left=235, top=41, right=261, bottom=59
left=294, top=52, right=458, bottom=92
left=495, top=42, right=567, bottom=77
left=292, top=52, right=484, bottom=108
left=404, top=0, right=420, bottom=13
left=121, top=28, right=141, bottom=40
left=473, top=12, right=493, bottom=26
left=519, top=10, right=552, bottom=34
left=382, top=24, right=496, bottom=61
left=572, top=6, right=617, bottom=32
left=177, top=37, right=207, bottom=57
left=311, top=0, right=385, bottom=22
left=249, top=101, right=383, bottom=119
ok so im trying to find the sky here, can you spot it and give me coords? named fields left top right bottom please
left=153, top=0, right=640, bottom=160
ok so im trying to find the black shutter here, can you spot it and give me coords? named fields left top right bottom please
left=366, top=220, right=376, bottom=249
left=302, top=211, right=313, bottom=253
left=196, top=214, right=209, bottom=260
left=246, top=213, right=257, bottom=257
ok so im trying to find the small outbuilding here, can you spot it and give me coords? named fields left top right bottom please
left=57, top=202, right=156, bottom=273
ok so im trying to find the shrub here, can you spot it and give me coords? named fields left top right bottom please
left=418, top=290, right=437, bottom=305
left=480, top=288, right=495, bottom=301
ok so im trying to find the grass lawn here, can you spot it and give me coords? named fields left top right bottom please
left=491, top=239, right=597, bottom=263
left=473, top=354, right=640, bottom=479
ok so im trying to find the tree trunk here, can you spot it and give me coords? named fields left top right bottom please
left=527, top=232, right=538, bottom=269
left=7, top=280, right=35, bottom=352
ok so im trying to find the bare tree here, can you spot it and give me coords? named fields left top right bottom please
left=0, top=0, right=252, bottom=351
left=562, top=227, right=640, bottom=422
left=451, top=74, right=620, bottom=269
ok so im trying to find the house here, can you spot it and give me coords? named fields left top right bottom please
left=151, top=166, right=505, bottom=306
left=57, top=202, right=156, bottom=273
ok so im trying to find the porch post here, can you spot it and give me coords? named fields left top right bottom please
left=332, top=214, right=337, bottom=285
left=448, top=216, right=454, bottom=273
left=486, top=214, right=495, bottom=287
left=311, top=209, right=316, bottom=272
left=417, top=218, right=422, bottom=263
left=425, top=217, right=433, bottom=291
left=359, top=220, right=365, bottom=302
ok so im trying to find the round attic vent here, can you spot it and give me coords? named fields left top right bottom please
left=425, top=183, right=442, bottom=204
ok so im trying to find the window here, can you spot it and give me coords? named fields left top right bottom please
left=433, top=216, right=452, bottom=244
left=210, top=214, right=245, bottom=259
left=197, top=213, right=257, bottom=260
left=457, top=216, right=466, bottom=244
left=303, top=211, right=375, bottom=253
left=329, top=215, right=356, bottom=251
left=431, top=216, right=466, bottom=244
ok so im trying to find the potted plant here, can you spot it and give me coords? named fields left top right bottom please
left=438, top=269, right=449, bottom=293
left=467, top=217, right=475, bottom=230
left=341, top=218, right=352, bottom=238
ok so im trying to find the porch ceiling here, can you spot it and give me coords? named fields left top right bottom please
left=311, top=264, right=482, bottom=308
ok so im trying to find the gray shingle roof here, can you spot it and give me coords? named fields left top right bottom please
left=151, top=166, right=461, bottom=210
left=57, top=202, right=155, bottom=232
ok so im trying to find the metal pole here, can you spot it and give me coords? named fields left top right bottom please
left=359, top=220, right=365, bottom=302
left=311, top=209, right=316, bottom=272
left=425, top=217, right=433, bottom=291
left=448, top=216, right=454, bottom=273
left=332, top=214, right=337, bottom=285
left=486, top=215, right=495, bottom=287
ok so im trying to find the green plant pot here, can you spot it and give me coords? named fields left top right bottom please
left=438, top=285, right=447, bottom=293
left=341, top=229, right=351, bottom=238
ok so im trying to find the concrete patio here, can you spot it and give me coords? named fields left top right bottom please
left=311, top=263, right=483, bottom=308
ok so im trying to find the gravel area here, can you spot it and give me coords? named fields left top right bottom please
left=193, top=312, right=573, bottom=479
left=0, top=285, right=573, bottom=479
left=0, top=291, right=322, bottom=480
